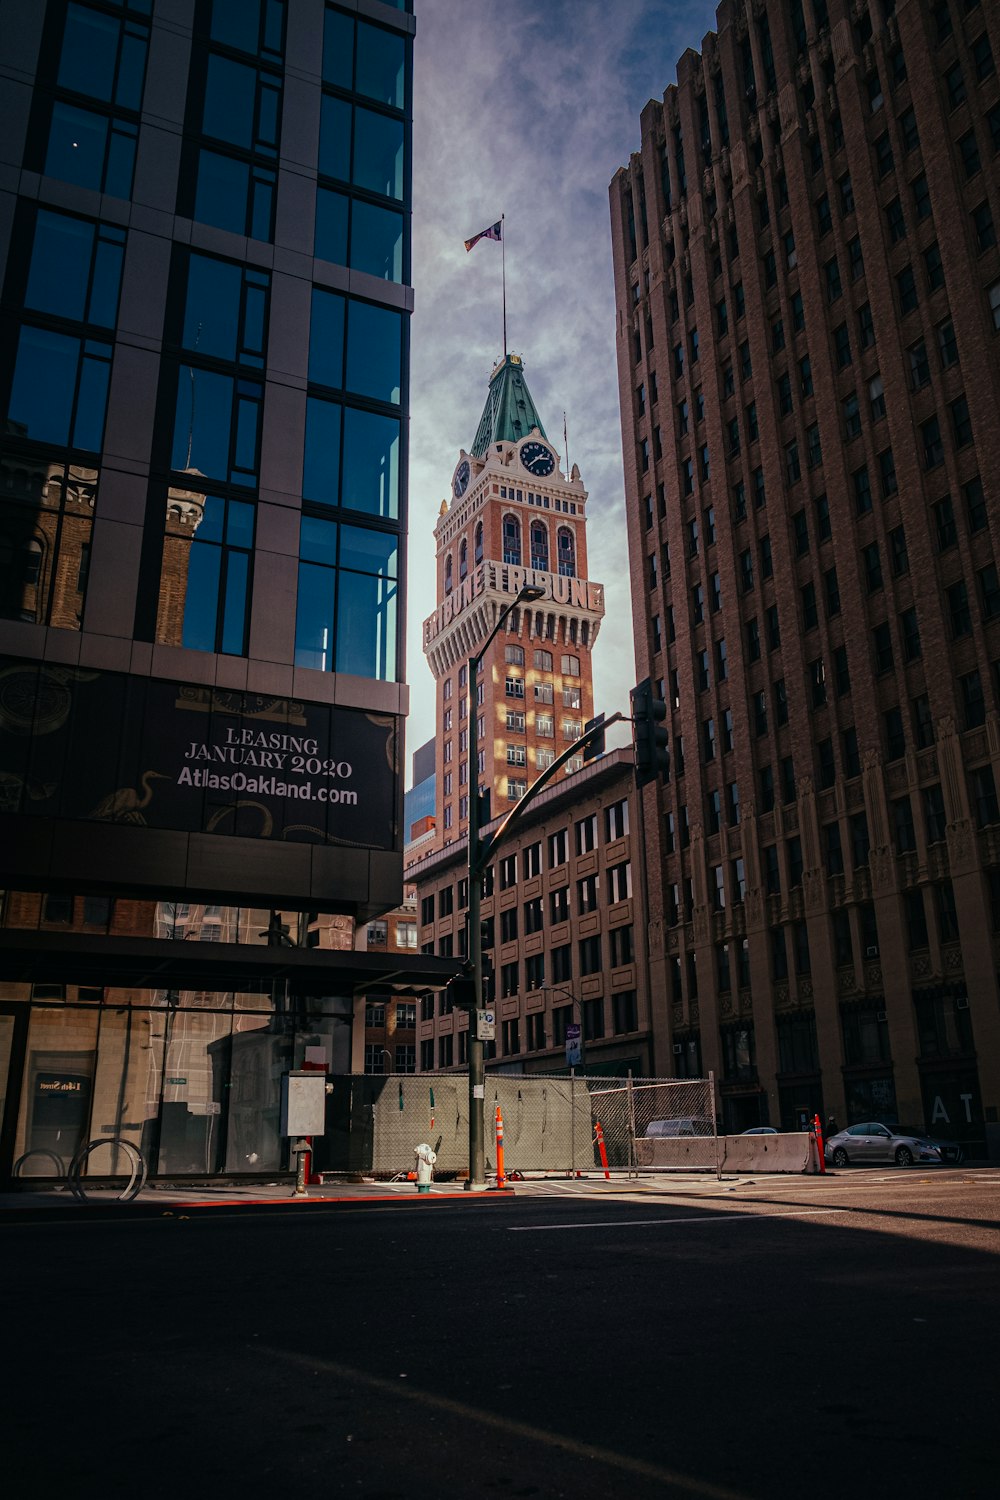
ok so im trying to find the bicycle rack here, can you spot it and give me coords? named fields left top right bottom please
left=67, top=1138, right=148, bottom=1204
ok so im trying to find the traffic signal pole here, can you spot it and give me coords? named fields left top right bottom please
left=464, top=708, right=625, bottom=1189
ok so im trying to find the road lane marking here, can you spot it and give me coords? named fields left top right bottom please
left=508, top=1207, right=848, bottom=1231
left=259, top=1345, right=752, bottom=1500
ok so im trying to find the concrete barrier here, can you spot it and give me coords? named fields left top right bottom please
left=634, top=1132, right=814, bottom=1173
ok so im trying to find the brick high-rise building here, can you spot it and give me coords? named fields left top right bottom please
left=611, top=0, right=1000, bottom=1147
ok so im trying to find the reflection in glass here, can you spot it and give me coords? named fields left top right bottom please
left=300, top=513, right=337, bottom=565
left=171, top=367, right=261, bottom=486
left=26, top=211, right=125, bottom=328
left=351, top=199, right=403, bottom=281
left=295, top=560, right=335, bottom=671
left=356, top=20, right=405, bottom=109
left=319, top=95, right=352, bottom=182
left=346, top=301, right=401, bottom=403
left=315, top=192, right=404, bottom=283
left=303, top=396, right=341, bottom=507
left=183, top=254, right=242, bottom=361
left=309, top=288, right=346, bottom=388
left=342, top=407, right=399, bottom=518
left=193, top=150, right=275, bottom=242
left=315, top=187, right=349, bottom=266
left=353, top=107, right=404, bottom=199
left=322, top=8, right=354, bottom=89
left=340, top=522, right=397, bottom=578
left=294, top=518, right=397, bottom=679
left=58, top=2, right=148, bottom=111
left=203, top=54, right=258, bottom=147
left=0, top=456, right=97, bottom=629
left=7, top=327, right=111, bottom=451
left=211, top=0, right=286, bottom=60
left=336, top=567, right=396, bottom=679
left=45, top=103, right=136, bottom=198
left=14, top=1007, right=98, bottom=1177
left=157, top=488, right=254, bottom=655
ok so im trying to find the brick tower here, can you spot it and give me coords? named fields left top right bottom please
left=422, top=353, right=606, bottom=846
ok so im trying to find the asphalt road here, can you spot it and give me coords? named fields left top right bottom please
left=2, top=1170, right=998, bottom=1499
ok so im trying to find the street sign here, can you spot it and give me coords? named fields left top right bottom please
left=476, top=1008, right=496, bottom=1041
left=565, top=1023, right=583, bottom=1067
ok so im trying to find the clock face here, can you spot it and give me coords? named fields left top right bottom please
left=521, top=441, right=555, bottom=477
left=453, top=459, right=471, bottom=498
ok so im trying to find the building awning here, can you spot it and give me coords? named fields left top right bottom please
left=0, top=930, right=461, bottom=997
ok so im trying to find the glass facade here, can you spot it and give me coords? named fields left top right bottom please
left=0, top=0, right=419, bottom=1183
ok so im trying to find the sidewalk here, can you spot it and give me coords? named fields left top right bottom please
left=3, top=1165, right=991, bottom=1222
left=0, top=1169, right=742, bottom=1220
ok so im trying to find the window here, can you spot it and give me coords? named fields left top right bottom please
left=913, top=693, right=934, bottom=749
left=961, top=670, right=985, bottom=729
left=973, top=201, right=996, bottom=251
left=833, top=322, right=852, bottom=368
left=295, top=514, right=397, bottom=680
left=801, top=581, right=818, bottom=631
left=579, top=935, right=602, bottom=976
left=948, top=580, right=972, bottom=637
left=873, top=621, right=894, bottom=674
left=900, top=606, right=921, bottom=661
left=848, top=235, right=864, bottom=282
left=843, top=727, right=861, bottom=778
left=857, top=303, right=875, bottom=351
left=959, top=130, right=981, bottom=178
left=863, top=542, right=883, bottom=593
left=815, top=493, right=831, bottom=541
left=965, top=475, right=987, bottom=532
left=923, top=784, right=947, bottom=844
left=910, top=339, right=930, bottom=389
left=609, top=925, right=634, bottom=966
left=869, top=375, right=886, bottom=422
left=946, top=59, right=967, bottom=109
left=843, top=392, right=861, bottom=440
left=924, top=242, right=945, bottom=292
left=973, top=32, right=996, bottom=82
left=874, top=131, right=894, bottom=178
left=979, top=564, right=1000, bottom=620
left=897, top=265, right=918, bottom=315
left=951, top=395, right=973, bottom=447
left=972, top=766, right=1000, bottom=827
left=825, top=257, right=842, bottom=302
left=912, top=172, right=931, bottom=222
left=893, top=795, right=916, bottom=852
left=922, top=415, right=943, bottom=469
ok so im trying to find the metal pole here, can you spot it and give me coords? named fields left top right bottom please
left=626, top=1069, right=637, bottom=1177
left=467, top=675, right=486, bottom=1190
left=709, top=1069, right=721, bottom=1180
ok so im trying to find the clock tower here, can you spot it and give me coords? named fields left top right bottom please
left=422, top=353, right=606, bottom=847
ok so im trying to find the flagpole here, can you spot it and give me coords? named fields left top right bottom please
left=501, top=213, right=507, bottom=358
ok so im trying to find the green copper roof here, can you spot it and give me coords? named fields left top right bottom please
left=470, top=354, right=548, bottom=457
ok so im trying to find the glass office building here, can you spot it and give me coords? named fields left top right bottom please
left=0, top=0, right=453, bottom=1183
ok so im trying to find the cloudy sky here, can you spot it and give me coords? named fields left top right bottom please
left=404, top=0, right=721, bottom=775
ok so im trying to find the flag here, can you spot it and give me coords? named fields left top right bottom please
left=464, top=220, right=502, bottom=252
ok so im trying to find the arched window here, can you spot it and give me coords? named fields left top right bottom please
left=474, top=520, right=483, bottom=564
left=445, top=553, right=453, bottom=593
left=557, top=527, right=576, bottom=577
left=459, top=538, right=468, bottom=580
left=502, top=514, right=521, bottom=566
left=530, top=521, right=549, bottom=571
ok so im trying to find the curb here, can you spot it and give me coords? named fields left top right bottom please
left=0, top=1188, right=519, bottom=1224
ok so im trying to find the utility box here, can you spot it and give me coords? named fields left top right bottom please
left=280, top=1071, right=327, bottom=1137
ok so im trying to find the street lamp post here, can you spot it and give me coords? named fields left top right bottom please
left=466, top=583, right=545, bottom=1190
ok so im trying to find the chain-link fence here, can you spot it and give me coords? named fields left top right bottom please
left=320, top=1073, right=719, bottom=1179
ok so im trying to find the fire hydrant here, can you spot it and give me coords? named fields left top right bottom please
left=414, top=1143, right=437, bottom=1193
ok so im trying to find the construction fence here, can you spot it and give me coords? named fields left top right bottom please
left=321, top=1072, right=721, bottom=1179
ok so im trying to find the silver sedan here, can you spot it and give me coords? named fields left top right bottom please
left=825, top=1122, right=963, bottom=1167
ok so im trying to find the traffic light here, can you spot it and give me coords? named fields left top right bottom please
left=583, top=713, right=606, bottom=762
left=630, top=677, right=669, bottom=788
left=447, top=976, right=477, bottom=1010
